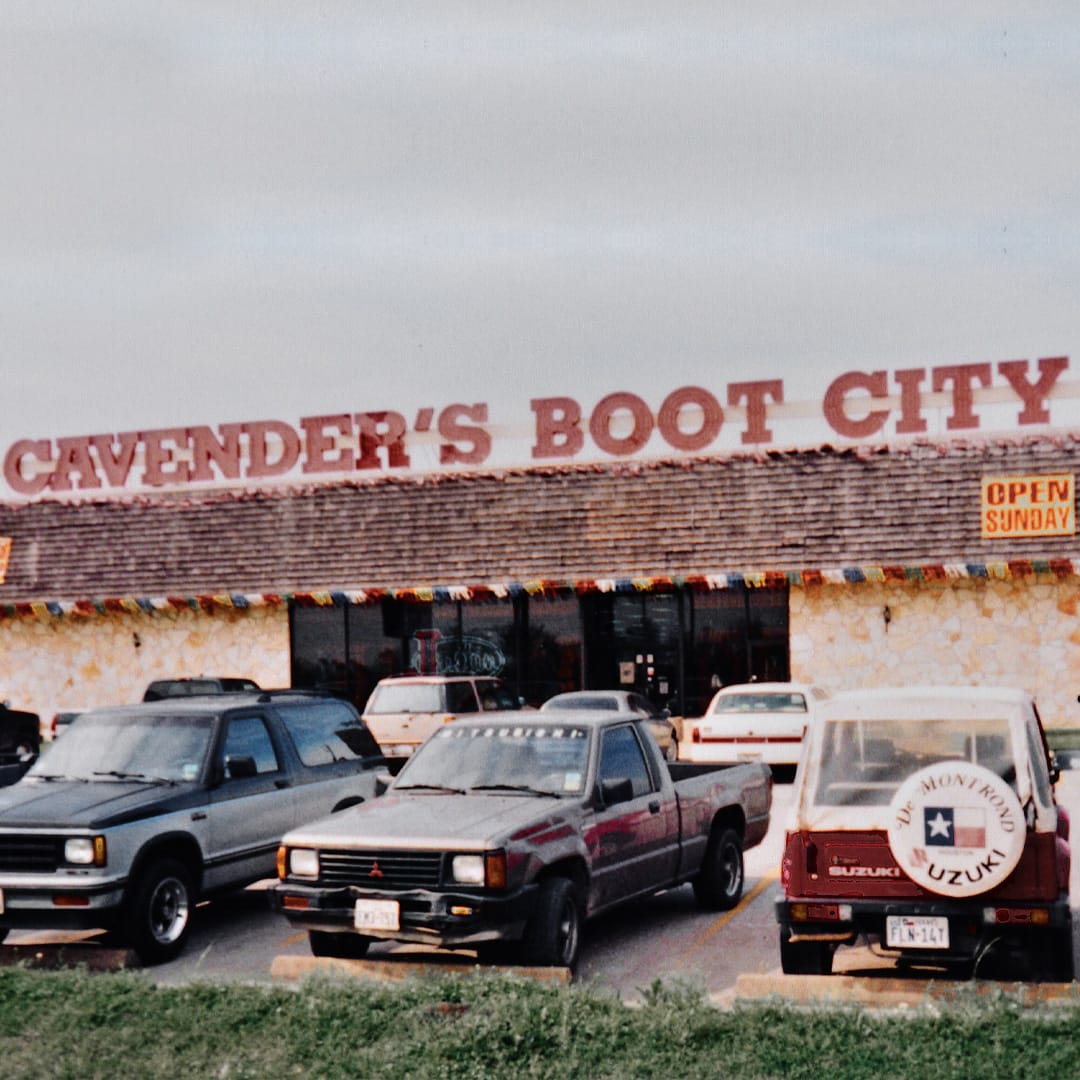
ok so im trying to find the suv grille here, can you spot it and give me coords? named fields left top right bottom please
left=0, top=834, right=63, bottom=872
left=318, top=850, right=444, bottom=890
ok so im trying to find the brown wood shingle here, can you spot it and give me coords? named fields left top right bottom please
left=1, top=435, right=1078, bottom=604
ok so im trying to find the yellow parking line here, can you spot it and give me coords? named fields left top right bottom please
left=696, top=870, right=779, bottom=945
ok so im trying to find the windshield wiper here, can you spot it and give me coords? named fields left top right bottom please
left=395, top=782, right=468, bottom=794
left=92, top=770, right=175, bottom=785
left=469, top=784, right=560, bottom=798
left=30, top=773, right=88, bottom=783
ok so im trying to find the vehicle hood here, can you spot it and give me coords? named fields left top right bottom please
left=0, top=778, right=205, bottom=829
left=285, top=791, right=570, bottom=851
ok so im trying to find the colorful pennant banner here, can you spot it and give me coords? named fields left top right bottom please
left=0, top=558, right=1077, bottom=620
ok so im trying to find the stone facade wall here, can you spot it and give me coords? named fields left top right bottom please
left=790, top=576, right=1080, bottom=729
left=0, top=606, right=290, bottom=732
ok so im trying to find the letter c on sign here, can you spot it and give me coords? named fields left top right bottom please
left=3, top=439, right=52, bottom=495
left=822, top=370, right=890, bottom=438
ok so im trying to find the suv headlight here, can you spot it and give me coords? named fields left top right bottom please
left=65, top=836, right=106, bottom=866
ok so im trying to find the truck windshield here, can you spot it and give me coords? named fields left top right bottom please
left=28, top=711, right=214, bottom=783
left=396, top=724, right=590, bottom=796
left=813, top=715, right=1015, bottom=807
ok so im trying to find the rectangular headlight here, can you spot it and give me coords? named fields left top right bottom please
left=451, top=854, right=485, bottom=885
left=65, top=836, right=106, bottom=866
left=289, top=848, right=320, bottom=879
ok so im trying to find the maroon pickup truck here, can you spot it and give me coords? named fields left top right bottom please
left=272, top=710, right=772, bottom=968
left=776, top=686, right=1072, bottom=981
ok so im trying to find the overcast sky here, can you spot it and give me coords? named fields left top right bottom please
left=3, top=3, right=1080, bottom=481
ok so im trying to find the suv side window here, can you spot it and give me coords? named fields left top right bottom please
left=223, top=715, right=279, bottom=775
left=446, top=682, right=480, bottom=713
left=599, top=725, right=655, bottom=798
left=277, top=701, right=382, bottom=766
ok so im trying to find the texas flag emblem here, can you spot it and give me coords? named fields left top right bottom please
left=923, top=807, right=987, bottom=848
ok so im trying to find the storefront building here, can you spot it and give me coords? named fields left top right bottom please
left=1, top=433, right=1079, bottom=729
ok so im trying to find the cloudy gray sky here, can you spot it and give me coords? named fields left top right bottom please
left=3, top=3, right=1079, bottom=484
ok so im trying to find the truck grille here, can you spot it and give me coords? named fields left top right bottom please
left=318, top=850, right=444, bottom=890
left=0, top=834, right=63, bottom=873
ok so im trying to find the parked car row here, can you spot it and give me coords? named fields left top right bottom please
left=2, top=672, right=1073, bottom=984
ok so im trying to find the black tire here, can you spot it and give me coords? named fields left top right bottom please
left=126, top=858, right=194, bottom=964
left=521, top=877, right=582, bottom=968
left=692, top=827, right=744, bottom=910
left=779, top=928, right=834, bottom=975
left=308, top=930, right=371, bottom=959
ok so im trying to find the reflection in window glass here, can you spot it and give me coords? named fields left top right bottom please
left=277, top=701, right=382, bottom=765
left=223, top=716, right=279, bottom=775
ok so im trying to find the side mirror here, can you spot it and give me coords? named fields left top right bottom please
left=225, top=754, right=257, bottom=779
left=374, top=770, right=394, bottom=796
left=599, top=776, right=634, bottom=807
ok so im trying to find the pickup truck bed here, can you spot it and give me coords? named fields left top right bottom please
left=272, top=711, right=771, bottom=968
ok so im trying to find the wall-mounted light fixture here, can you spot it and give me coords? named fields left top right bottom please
left=882, top=606, right=892, bottom=632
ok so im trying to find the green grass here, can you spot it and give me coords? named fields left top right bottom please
left=2, top=969, right=1080, bottom=1079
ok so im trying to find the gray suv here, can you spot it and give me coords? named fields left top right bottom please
left=0, top=690, right=385, bottom=962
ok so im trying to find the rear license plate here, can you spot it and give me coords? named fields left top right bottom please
left=354, top=898, right=399, bottom=931
left=886, top=915, right=949, bottom=949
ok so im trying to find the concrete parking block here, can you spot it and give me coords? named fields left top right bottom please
left=732, top=973, right=1080, bottom=1008
left=0, top=944, right=139, bottom=972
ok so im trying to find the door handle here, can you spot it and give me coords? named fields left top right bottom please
left=648, top=800, right=661, bottom=814
left=191, top=812, right=207, bottom=822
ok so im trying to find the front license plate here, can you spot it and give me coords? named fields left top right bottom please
left=886, top=915, right=949, bottom=949
left=354, top=898, right=399, bottom=931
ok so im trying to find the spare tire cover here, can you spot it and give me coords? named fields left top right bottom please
left=887, top=761, right=1026, bottom=898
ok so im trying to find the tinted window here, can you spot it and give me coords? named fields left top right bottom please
left=599, top=725, right=654, bottom=798
left=223, top=715, right=279, bottom=775
left=446, top=682, right=479, bottom=713
left=277, top=701, right=382, bottom=766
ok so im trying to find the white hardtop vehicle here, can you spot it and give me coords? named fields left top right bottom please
left=682, top=682, right=828, bottom=778
left=362, top=674, right=522, bottom=758
left=776, top=685, right=1071, bottom=979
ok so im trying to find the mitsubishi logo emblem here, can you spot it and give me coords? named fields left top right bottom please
left=369, top=861, right=385, bottom=879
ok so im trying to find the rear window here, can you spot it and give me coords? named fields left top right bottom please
left=546, top=695, right=620, bottom=711
left=813, top=715, right=1015, bottom=807
left=278, top=701, right=382, bottom=765
left=713, top=693, right=807, bottom=713
left=364, top=683, right=447, bottom=714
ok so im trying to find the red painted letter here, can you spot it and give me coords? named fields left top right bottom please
left=531, top=397, right=584, bottom=459
left=823, top=371, right=889, bottom=438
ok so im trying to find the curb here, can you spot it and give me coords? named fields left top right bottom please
left=271, top=954, right=571, bottom=985
left=732, top=973, right=1080, bottom=1007
left=0, top=944, right=139, bottom=972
